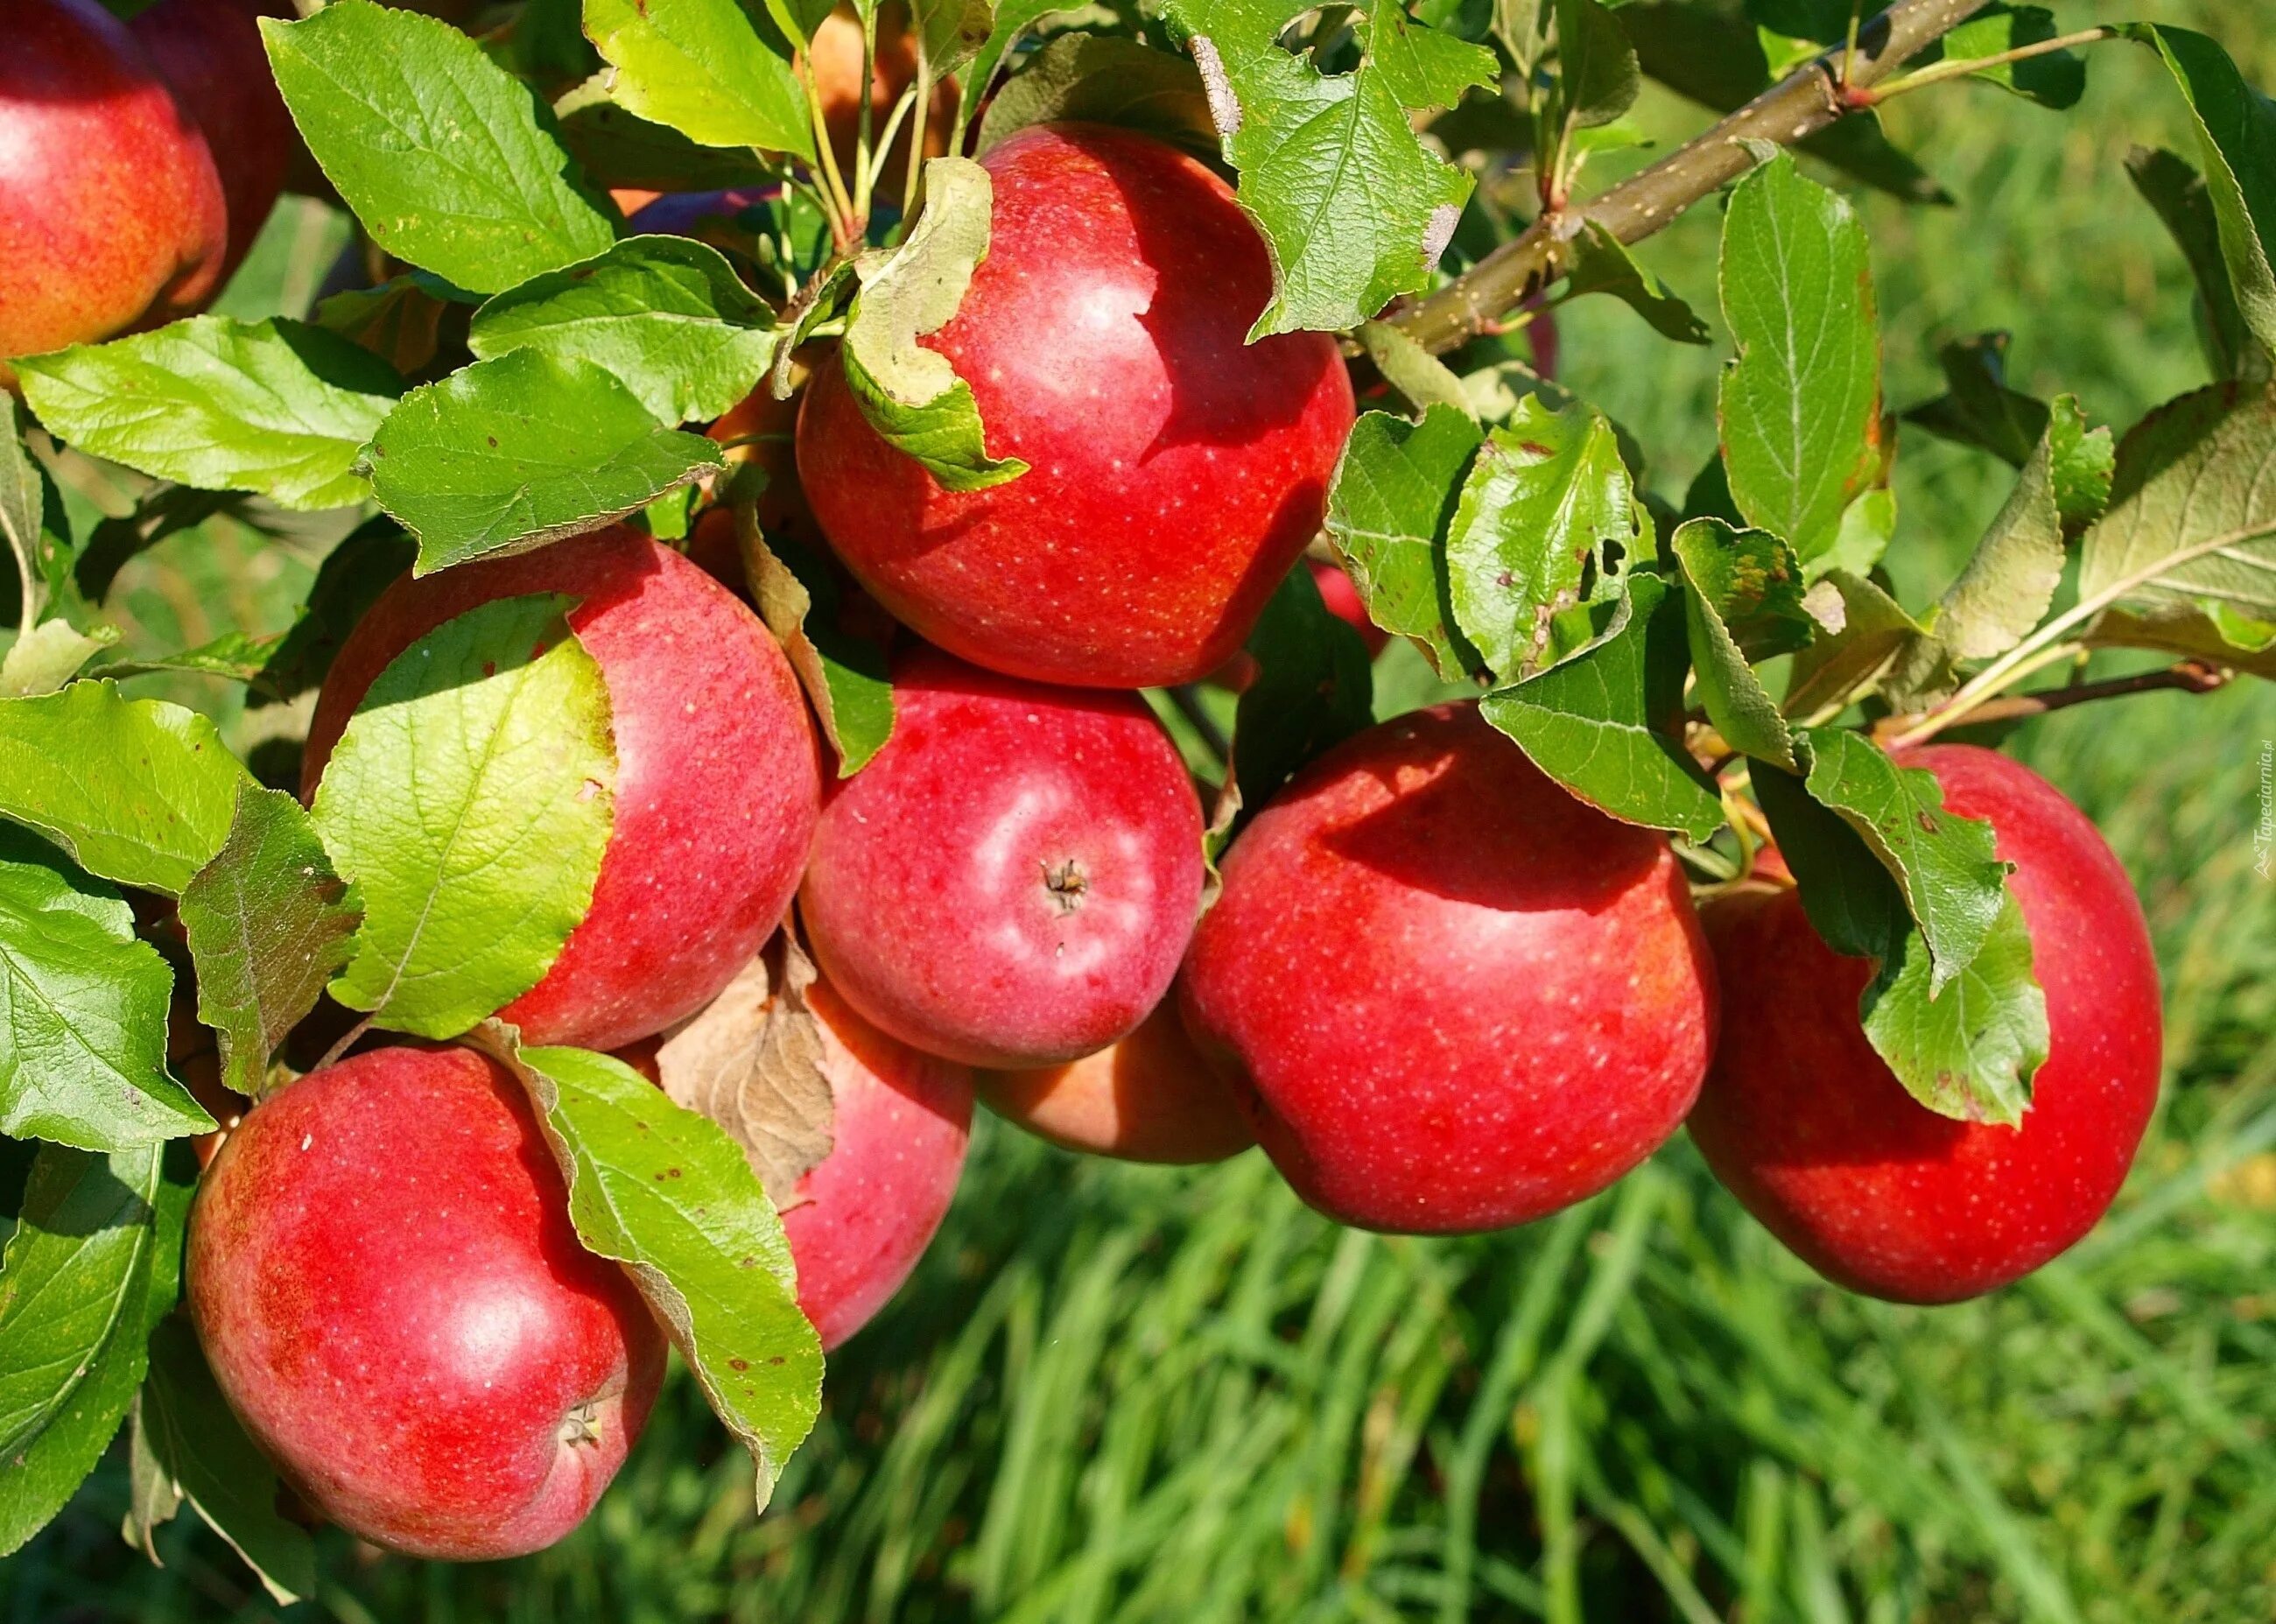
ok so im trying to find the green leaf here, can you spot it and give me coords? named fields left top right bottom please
left=909, top=0, right=996, bottom=75
left=1479, top=573, right=1722, bottom=840
left=1782, top=566, right=1922, bottom=718
left=367, top=351, right=726, bottom=575
left=0, top=1142, right=175, bottom=1557
left=1788, top=727, right=2010, bottom=996
left=489, top=1037, right=823, bottom=1514
left=470, top=236, right=782, bottom=425
left=179, top=787, right=362, bottom=1099
left=2126, top=26, right=2276, bottom=362
left=1324, top=405, right=1484, bottom=678
left=1901, top=335, right=2117, bottom=532
left=1670, top=518, right=1806, bottom=770
left=1444, top=397, right=1639, bottom=682
left=1753, top=763, right=2047, bottom=1125
left=1925, top=430, right=2064, bottom=664
left=16, top=318, right=400, bottom=512
left=746, top=525, right=895, bottom=777
left=95, top=633, right=279, bottom=693
left=0, top=622, right=118, bottom=700
left=552, top=75, right=784, bottom=192
left=2077, top=382, right=2276, bottom=665
left=0, top=684, right=249, bottom=894
left=141, top=1318, right=318, bottom=1605
left=251, top=519, right=418, bottom=709
left=839, top=158, right=1029, bottom=493
left=954, top=0, right=1070, bottom=135
left=977, top=32, right=1217, bottom=157
left=1935, top=5, right=2086, bottom=109
left=1352, top=322, right=1476, bottom=421
left=313, top=595, right=615, bottom=1038
left=1561, top=222, right=1710, bottom=343
left=2127, top=147, right=2265, bottom=385
left=262, top=0, right=617, bottom=295
left=1554, top=0, right=1641, bottom=131
left=1227, top=563, right=1375, bottom=819
left=0, top=829, right=206, bottom=1149
left=582, top=0, right=814, bottom=161
left=1718, top=150, right=1885, bottom=566
left=0, top=400, right=40, bottom=583
left=1164, top=0, right=1488, bottom=336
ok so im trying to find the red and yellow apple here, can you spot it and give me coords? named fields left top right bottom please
left=976, top=994, right=1253, bottom=1164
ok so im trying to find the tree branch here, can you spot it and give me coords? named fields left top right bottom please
left=1388, top=0, right=1989, bottom=355
left=1876, top=661, right=2234, bottom=742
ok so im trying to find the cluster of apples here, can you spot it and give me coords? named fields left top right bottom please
left=0, top=0, right=292, bottom=382
left=8, top=7, right=2161, bottom=1563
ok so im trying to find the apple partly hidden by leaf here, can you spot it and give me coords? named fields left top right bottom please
left=1689, top=743, right=2161, bottom=1304
left=1181, top=702, right=1718, bottom=1234
left=797, top=122, right=1357, bottom=688
left=800, top=643, right=1206, bottom=1068
left=976, top=992, right=1254, bottom=1165
left=130, top=0, right=294, bottom=285
left=186, top=1044, right=668, bottom=1560
left=302, top=527, right=821, bottom=1051
left=0, top=0, right=228, bottom=382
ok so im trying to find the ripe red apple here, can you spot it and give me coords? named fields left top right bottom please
left=186, top=1044, right=667, bottom=1561
left=1180, top=703, right=1718, bottom=1234
left=0, top=0, right=227, bottom=382
left=976, top=993, right=1253, bottom=1164
left=799, top=643, right=1206, bottom=1067
left=797, top=123, right=1356, bottom=688
left=1689, top=744, right=2162, bottom=1304
left=303, top=527, right=821, bottom=1052
left=780, top=975, right=973, bottom=1348
left=130, top=0, right=293, bottom=285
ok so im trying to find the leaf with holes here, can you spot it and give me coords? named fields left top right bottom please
left=1324, top=405, right=1485, bottom=678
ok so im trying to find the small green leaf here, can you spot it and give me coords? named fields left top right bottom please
left=582, top=0, right=814, bottom=160
left=1227, top=563, right=1375, bottom=820
left=1902, top=335, right=2117, bottom=531
left=0, top=399, right=40, bottom=579
left=1444, top=397, right=1639, bottom=682
left=2077, top=381, right=2276, bottom=663
left=552, top=75, right=783, bottom=192
left=1753, top=763, right=2047, bottom=1125
left=16, top=319, right=400, bottom=512
left=1926, top=430, right=2064, bottom=664
left=470, top=236, right=782, bottom=425
left=1554, top=0, right=1641, bottom=131
left=95, top=633, right=278, bottom=693
left=1324, top=405, right=1486, bottom=678
left=179, top=787, right=362, bottom=1098
left=1718, top=151, right=1885, bottom=567
left=1479, top=573, right=1723, bottom=840
left=0, top=684, right=249, bottom=895
left=2126, top=147, right=2266, bottom=384
left=0, top=1142, right=176, bottom=1557
left=1782, top=567, right=1922, bottom=718
left=955, top=0, right=1068, bottom=134
left=977, top=32, right=1217, bottom=157
left=839, top=158, right=1029, bottom=493
left=1788, top=727, right=2010, bottom=996
left=263, top=1, right=616, bottom=295
left=1353, top=322, right=1477, bottom=420
left=1670, top=518, right=1807, bottom=770
left=141, top=1318, right=318, bottom=1605
left=745, top=524, right=895, bottom=777
left=1561, top=222, right=1710, bottom=343
left=490, top=1037, right=823, bottom=1514
left=1936, top=5, right=2086, bottom=109
left=1164, top=0, right=1486, bottom=336
left=0, top=622, right=117, bottom=700
left=313, top=595, right=615, bottom=1038
left=2125, top=26, right=2276, bottom=362
left=908, top=0, right=995, bottom=76
left=367, top=350, right=726, bottom=574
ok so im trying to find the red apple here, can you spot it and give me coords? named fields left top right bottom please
left=303, top=528, right=822, bottom=1052
left=779, top=975, right=973, bottom=1348
left=186, top=1044, right=667, bottom=1561
left=0, top=0, right=227, bottom=382
left=796, top=123, right=1356, bottom=688
left=976, top=993, right=1253, bottom=1164
left=1180, top=703, right=1718, bottom=1234
left=799, top=643, right=1206, bottom=1066
left=130, top=0, right=293, bottom=285
left=1689, top=744, right=2162, bottom=1304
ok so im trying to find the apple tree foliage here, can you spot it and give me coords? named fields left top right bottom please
left=1, top=0, right=2272, bottom=1593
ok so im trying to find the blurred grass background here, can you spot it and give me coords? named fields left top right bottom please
left=9, top=4, right=2276, bottom=1620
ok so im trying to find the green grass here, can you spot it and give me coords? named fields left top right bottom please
left=9, top=11, right=2276, bottom=1620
